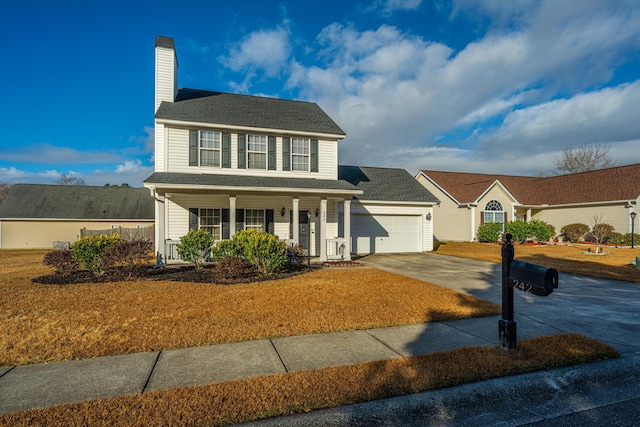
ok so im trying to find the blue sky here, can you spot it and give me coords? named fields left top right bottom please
left=1, top=0, right=639, bottom=187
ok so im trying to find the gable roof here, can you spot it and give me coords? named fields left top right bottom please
left=339, top=166, right=439, bottom=203
left=0, top=184, right=154, bottom=220
left=155, top=89, right=346, bottom=137
left=420, top=163, right=640, bottom=206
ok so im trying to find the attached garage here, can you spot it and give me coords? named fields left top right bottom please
left=351, top=214, right=422, bottom=254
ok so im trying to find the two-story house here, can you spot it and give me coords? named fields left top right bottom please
left=144, top=36, right=438, bottom=264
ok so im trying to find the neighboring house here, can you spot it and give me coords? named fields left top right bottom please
left=417, top=164, right=640, bottom=242
left=144, top=36, right=438, bottom=263
left=0, top=184, right=155, bottom=249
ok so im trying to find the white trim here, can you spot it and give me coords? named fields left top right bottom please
left=144, top=182, right=362, bottom=196
left=519, top=199, right=637, bottom=209
left=155, top=118, right=346, bottom=140
left=351, top=199, right=435, bottom=206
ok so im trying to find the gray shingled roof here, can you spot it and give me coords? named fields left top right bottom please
left=155, top=89, right=346, bottom=136
left=144, top=172, right=361, bottom=193
left=0, top=184, right=154, bottom=220
left=339, top=166, right=440, bottom=203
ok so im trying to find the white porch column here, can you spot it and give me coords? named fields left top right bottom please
left=292, top=197, right=299, bottom=244
left=343, top=199, right=351, bottom=261
left=469, top=205, right=476, bottom=242
left=229, top=196, right=236, bottom=238
left=320, top=198, right=327, bottom=261
left=153, top=191, right=166, bottom=266
left=526, top=208, right=532, bottom=222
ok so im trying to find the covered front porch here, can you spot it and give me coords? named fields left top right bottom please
left=144, top=174, right=362, bottom=265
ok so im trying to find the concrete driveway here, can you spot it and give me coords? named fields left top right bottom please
left=361, top=252, right=640, bottom=356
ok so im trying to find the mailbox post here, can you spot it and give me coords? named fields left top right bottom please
left=499, top=233, right=559, bottom=351
left=499, top=234, right=516, bottom=350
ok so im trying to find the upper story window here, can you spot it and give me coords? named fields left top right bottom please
left=189, top=130, right=229, bottom=168
left=247, top=135, right=267, bottom=169
left=291, top=138, right=310, bottom=171
left=199, top=131, right=221, bottom=167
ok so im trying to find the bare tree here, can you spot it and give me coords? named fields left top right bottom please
left=553, top=142, right=616, bottom=174
left=55, top=173, right=86, bottom=186
left=591, top=214, right=614, bottom=254
left=0, top=181, right=12, bottom=204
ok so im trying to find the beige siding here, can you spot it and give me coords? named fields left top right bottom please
left=417, top=175, right=471, bottom=242
left=155, top=122, right=166, bottom=172
left=165, top=127, right=338, bottom=180
left=0, top=220, right=154, bottom=249
left=533, top=203, right=632, bottom=236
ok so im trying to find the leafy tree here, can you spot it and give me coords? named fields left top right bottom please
left=0, top=181, right=12, bottom=204
left=55, top=173, right=86, bottom=185
left=553, top=142, right=616, bottom=174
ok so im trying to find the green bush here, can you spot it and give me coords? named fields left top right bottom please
left=213, top=229, right=287, bottom=275
left=477, top=222, right=502, bottom=243
left=177, top=229, right=214, bottom=269
left=560, top=223, right=590, bottom=242
left=605, top=232, right=626, bottom=245
left=71, top=234, right=124, bottom=275
left=529, top=220, right=554, bottom=241
left=505, top=220, right=529, bottom=244
left=624, top=233, right=640, bottom=245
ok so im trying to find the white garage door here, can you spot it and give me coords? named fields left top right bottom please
left=351, top=214, right=421, bottom=254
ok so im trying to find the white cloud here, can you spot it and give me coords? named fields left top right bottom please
left=0, top=143, right=123, bottom=165
left=368, top=0, right=423, bottom=16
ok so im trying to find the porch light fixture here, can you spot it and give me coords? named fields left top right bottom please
left=426, top=212, right=432, bottom=221
left=281, top=207, right=286, bottom=217
left=631, top=211, right=637, bottom=249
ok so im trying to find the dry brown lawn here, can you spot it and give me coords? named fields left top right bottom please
left=0, top=334, right=617, bottom=427
left=435, top=242, right=640, bottom=283
left=0, top=250, right=500, bottom=366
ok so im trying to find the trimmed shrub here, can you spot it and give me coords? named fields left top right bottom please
left=286, top=244, right=308, bottom=268
left=177, top=230, right=214, bottom=269
left=71, top=234, right=124, bottom=275
left=102, top=239, right=153, bottom=274
left=605, top=232, right=625, bottom=245
left=213, top=255, right=254, bottom=282
left=43, top=249, right=79, bottom=275
left=505, top=220, right=529, bottom=244
left=212, top=229, right=287, bottom=275
left=624, top=233, right=640, bottom=245
left=477, top=222, right=502, bottom=243
left=560, top=223, right=590, bottom=242
left=529, top=220, right=554, bottom=242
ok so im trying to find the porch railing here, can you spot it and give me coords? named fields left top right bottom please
left=326, top=238, right=347, bottom=260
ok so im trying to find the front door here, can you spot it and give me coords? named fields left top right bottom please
left=290, top=210, right=310, bottom=251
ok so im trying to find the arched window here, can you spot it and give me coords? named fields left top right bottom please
left=484, top=200, right=504, bottom=226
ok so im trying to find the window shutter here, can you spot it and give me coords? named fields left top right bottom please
left=282, top=137, right=291, bottom=171
left=222, top=209, right=230, bottom=239
left=266, top=209, right=274, bottom=234
left=189, top=130, right=198, bottom=166
left=268, top=136, right=276, bottom=170
left=235, top=209, right=244, bottom=232
left=480, top=211, right=484, bottom=225
left=310, top=139, right=318, bottom=172
left=189, top=208, right=199, bottom=231
left=237, top=134, right=246, bottom=169
left=222, top=132, right=231, bottom=168
left=504, top=212, right=508, bottom=223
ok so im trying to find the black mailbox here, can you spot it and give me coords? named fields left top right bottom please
left=509, top=260, right=558, bottom=296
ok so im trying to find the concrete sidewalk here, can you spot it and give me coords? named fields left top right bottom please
left=0, top=314, right=554, bottom=415
left=2, top=252, right=639, bottom=424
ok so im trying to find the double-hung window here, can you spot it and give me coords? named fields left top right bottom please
left=244, top=209, right=265, bottom=232
left=291, top=138, right=310, bottom=171
left=199, top=131, right=221, bottom=167
left=247, top=135, right=267, bottom=169
left=199, top=208, right=222, bottom=240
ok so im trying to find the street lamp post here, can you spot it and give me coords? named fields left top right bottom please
left=631, top=211, right=637, bottom=249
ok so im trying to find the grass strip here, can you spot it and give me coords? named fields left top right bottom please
left=0, top=334, right=618, bottom=427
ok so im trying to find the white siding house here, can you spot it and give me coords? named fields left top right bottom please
left=144, top=36, right=439, bottom=264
